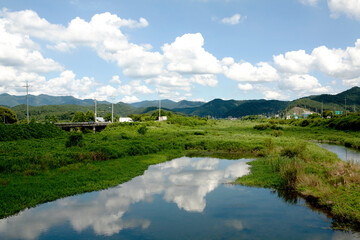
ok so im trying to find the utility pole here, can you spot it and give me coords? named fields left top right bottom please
left=159, top=98, right=161, bottom=121
left=111, top=96, right=115, bottom=123
left=23, top=81, right=30, bottom=123
left=321, top=102, right=323, bottom=118
left=94, top=99, right=97, bottom=122
left=345, top=97, right=347, bottom=116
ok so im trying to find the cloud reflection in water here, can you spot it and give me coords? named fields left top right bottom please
left=0, top=157, right=250, bottom=239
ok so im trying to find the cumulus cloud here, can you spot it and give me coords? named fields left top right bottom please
left=221, top=14, right=245, bottom=25
left=162, top=33, right=222, bottom=74
left=1, top=9, right=162, bottom=78
left=224, top=61, right=279, bottom=82
left=274, top=39, right=360, bottom=89
left=145, top=71, right=192, bottom=92
left=273, top=50, right=314, bottom=74
left=328, top=0, right=360, bottom=20
left=40, top=70, right=96, bottom=98
left=120, top=95, right=140, bottom=103
left=109, top=75, right=121, bottom=85
left=117, top=80, right=153, bottom=95
left=237, top=83, right=253, bottom=91
left=280, top=74, right=332, bottom=95
left=190, top=74, right=218, bottom=87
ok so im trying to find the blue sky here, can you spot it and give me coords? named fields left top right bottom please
left=1, top=0, right=360, bottom=103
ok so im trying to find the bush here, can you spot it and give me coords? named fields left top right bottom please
left=65, top=132, right=84, bottom=148
left=0, top=123, right=65, bottom=141
left=137, top=125, right=148, bottom=135
left=254, top=123, right=270, bottom=130
left=271, top=130, right=283, bottom=137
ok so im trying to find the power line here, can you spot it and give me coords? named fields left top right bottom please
left=111, top=96, right=115, bottom=123
left=23, top=81, right=30, bottom=123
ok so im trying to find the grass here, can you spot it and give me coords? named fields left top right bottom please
left=0, top=119, right=360, bottom=230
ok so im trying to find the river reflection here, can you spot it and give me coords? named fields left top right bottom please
left=0, top=157, right=250, bottom=239
left=316, top=143, right=360, bottom=163
left=1, top=157, right=359, bottom=240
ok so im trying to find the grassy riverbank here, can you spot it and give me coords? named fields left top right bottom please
left=0, top=119, right=359, bottom=229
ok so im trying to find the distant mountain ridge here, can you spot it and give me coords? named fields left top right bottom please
left=130, top=99, right=205, bottom=109
left=1, top=86, right=359, bottom=120
left=0, top=93, right=110, bottom=107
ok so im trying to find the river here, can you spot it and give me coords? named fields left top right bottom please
left=0, top=157, right=359, bottom=239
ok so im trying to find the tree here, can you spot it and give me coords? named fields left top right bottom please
left=85, top=110, right=95, bottom=122
left=0, top=107, right=18, bottom=124
left=104, top=112, right=112, bottom=122
left=323, top=110, right=334, bottom=118
left=72, top=112, right=86, bottom=122
left=45, top=114, right=58, bottom=123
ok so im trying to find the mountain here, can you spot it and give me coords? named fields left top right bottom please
left=130, top=99, right=205, bottom=109
left=0, top=94, right=110, bottom=107
left=287, top=86, right=360, bottom=113
left=174, top=99, right=290, bottom=118
left=11, top=103, right=136, bottom=121
left=2, top=86, right=359, bottom=121
left=226, top=100, right=290, bottom=118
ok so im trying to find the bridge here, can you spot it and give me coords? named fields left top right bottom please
left=55, top=122, right=111, bottom=132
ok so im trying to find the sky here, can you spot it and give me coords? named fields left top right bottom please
left=0, top=0, right=360, bottom=103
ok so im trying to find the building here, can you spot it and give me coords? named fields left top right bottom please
left=119, top=117, right=133, bottom=123
left=159, top=116, right=167, bottom=121
left=96, top=117, right=105, bottom=122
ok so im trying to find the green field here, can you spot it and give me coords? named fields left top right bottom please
left=0, top=117, right=359, bottom=230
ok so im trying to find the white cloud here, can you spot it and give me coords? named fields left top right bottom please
left=299, top=0, right=320, bottom=6
left=328, top=0, right=360, bottom=20
left=224, top=61, right=279, bottom=82
left=40, top=70, right=96, bottom=98
left=120, top=95, right=140, bottom=103
left=0, top=16, right=63, bottom=74
left=1, top=9, right=162, bottom=78
left=280, top=74, right=332, bottom=95
left=273, top=50, right=314, bottom=74
left=145, top=71, right=192, bottom=92
left=342, top=77, right=360, bottom=86
left=190, top=74, right=218, bottom=87
left=93, top=85, right=117, bottom=101
left=117, top=80, right=153, bottom=95
left=162, top=33, right=222, bottom=74
left=109, top=75, right=122, bottom=85
left=237, top=83, right=253, bottom=91
left=263, top=90, right=288, bottom=100
left=221, top=14, right=245, bottom=25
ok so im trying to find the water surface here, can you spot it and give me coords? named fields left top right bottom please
left=0, top=157, right=359, bottom=240
left=316, top=143, right=360, bottom=163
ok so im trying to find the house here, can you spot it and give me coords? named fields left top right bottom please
left=96, top=117, right=105, bottom=122
left=119, top=117, right=133, bottom=123
left=159, top=116, right=167, bottom=121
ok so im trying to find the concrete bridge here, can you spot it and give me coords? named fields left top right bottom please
left=55, top=122, right=111, bottom=133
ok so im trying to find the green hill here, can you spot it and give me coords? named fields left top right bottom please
left=0, top=94, right=109, bottom=107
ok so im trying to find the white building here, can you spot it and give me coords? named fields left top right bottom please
left=96, top=117, right=105, bottom=122
left=119, top=117, right=133, bottom=123
left=159, top=116, right=167, bottom=121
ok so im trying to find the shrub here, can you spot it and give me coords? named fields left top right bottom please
left=271, top=130, right=283, bottom=137
left=65, top=132, right=84, bottom=148
left=137, top=126, right=148, bottom=135
left=254, top=123, right=270, bottom=130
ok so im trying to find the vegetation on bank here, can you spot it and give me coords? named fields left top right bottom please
left=0, top=116, right=360, bottom=230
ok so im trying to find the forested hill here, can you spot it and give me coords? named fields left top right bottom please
left=130, top=99, right=204, bottom=109
left=286, top=86, right=360, bottom=113
left=1, top=86, right=359, bottom=121
left=173, top=99, right=290, bottom=118
left=0, top=93, right=110, bottom=107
